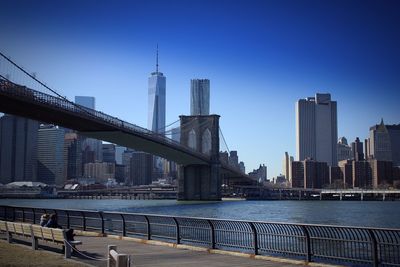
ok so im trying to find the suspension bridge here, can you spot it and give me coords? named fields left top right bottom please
left=0, top=52, right=257, bottom=200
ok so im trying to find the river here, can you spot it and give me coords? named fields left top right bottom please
left=0, top=199, right=399, bottom=228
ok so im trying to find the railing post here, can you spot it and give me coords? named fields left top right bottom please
left=249, top=222, right=258, bottom=255
left=301, top=225, right=312, bottom=262
left=368, top=229, right=379, bottom=267
left=66, top=210, right=70, bottom=229
left=12, top=206, right=16, bottom=221
left=22, top=208, right=25, bottom=222
left=172, top=217, right=180, bottom=244
left=99, top=211, right=105, bottom=234
left=144, top=215, right=151, bottom=240
left=32, top=208, right=36, bottom=224
left=120, top=214, right=126, bottom=236
left=81, top=211, right=86, bottom=231
left=207, top=220, right=216, bottom=249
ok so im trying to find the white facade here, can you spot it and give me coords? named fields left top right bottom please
left=296, top=93, right=338, bottom=166
left=190, top=79, right=210, bottom=115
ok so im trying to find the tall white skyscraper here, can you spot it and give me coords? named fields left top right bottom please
left=296, top=93, right=338, bottom=166
left=190, top=79, right=210, bottom=115
left=148, top=47, right=166, bottom=133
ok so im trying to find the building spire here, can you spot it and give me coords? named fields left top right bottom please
left=156, top=44, right=159, bottom=73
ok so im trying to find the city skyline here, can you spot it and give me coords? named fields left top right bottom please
left=1, top=0, right=399, bottom=178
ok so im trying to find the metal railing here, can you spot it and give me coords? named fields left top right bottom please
left=0, top=205, right=399, bottom=266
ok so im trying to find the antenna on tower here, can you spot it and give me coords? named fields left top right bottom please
left=156, top=44, right=159, bottom=73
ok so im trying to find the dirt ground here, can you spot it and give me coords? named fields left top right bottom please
left=0, top=241, right=89, bottom=267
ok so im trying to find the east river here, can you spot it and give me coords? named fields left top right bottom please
left=1, top=199, right=399, bottom=228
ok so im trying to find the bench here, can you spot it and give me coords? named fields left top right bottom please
left=0, top=220, right=81, bottom=258
left=4, top=221, right=33, bottom=243
left=31, top=224, right=82, bottom=258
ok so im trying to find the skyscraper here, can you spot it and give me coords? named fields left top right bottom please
left=351, top=137, right=364, bottom=161
left=337, top=137, right=352, bottom=162
left=75, top=96, right=95, bottom=109
left=190, top=79, right=210, bottom=115
left=148, top=47, right=166, bottom=133
left=75, top=96, right=102, bottom=162
left=37, top=125, right=65, bottom=185
left=296, top=93, right=338, bottom=166
left=368, top=120, right=400, bottom=166
left=0, top=115, right=38, bottom=183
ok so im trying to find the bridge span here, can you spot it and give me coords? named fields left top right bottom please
left=0, top=56, right=256, bottom=201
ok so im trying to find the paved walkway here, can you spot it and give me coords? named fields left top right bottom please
left=1, top=233, right=314, bottom=267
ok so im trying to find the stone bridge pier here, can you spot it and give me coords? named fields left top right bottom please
left=178, top=115, right=221, bottom=201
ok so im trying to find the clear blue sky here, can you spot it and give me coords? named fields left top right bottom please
left=1, top=0, right=399, bottom=178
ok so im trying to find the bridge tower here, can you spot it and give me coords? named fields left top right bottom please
left=178, top=115, right=221, bottom=201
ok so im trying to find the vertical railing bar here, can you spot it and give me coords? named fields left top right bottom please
left=368, top=229, right=379, bottom=267
left=172, top=217, right=180, bottom=244
left=66, top=210, right=70, bottom=229
left=207, top=220, right=216, bottom=249
left=120, top=214, right=126, bottom=237
left=81, top=211, right=86, bottom=231
left=32, top=208, right=36, bottom=224
left=144, top=215, right=151, bottom=240
left=249, top=222, right=258, bottom=255
left=301, top=225, right=312, bottom=262
left=99, top=211, right=104, bottom=234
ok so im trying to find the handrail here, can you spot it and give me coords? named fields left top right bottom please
left=1, top=204, right=399, bottom=266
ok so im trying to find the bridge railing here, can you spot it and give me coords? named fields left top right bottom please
left=0, top=79, right=211, bottom=161
left=1, top=205, right=399, bottom=266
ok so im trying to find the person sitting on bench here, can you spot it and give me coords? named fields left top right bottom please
left=45, top=213, right=74, bottom=241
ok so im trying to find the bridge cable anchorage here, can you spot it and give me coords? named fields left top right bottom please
left=0, top=51, right=100, bottom=118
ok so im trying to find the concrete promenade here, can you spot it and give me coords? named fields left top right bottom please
left=0, top=232, right=340, bottom=267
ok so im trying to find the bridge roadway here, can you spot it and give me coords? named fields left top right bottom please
left=0, top=79, right=253, bottom=182
left=0, top=233, right=311, bottom=267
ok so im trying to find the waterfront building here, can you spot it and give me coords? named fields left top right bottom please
left=115, top=146, right=125, bottom=165
left=190, top=79, right=210, bottom=115
left=304, top=159, right=329, bottom=189
left=337, top=137, right=352, bottom=162
left=64, top=132, right=82, bottom=180
left=0, top=115, right=38, bottom=183
left=130, top=152, right=152, bottom=186
left=229, top=151, right=239, bottom=169
left=351, top=137, right=364, bottom=161
left=291, top=161, right=304, bottom=188
left=75, top=96, right=102, bottom=162
left=283, top=152, right=294, bottom=183
left=369, top=159, right=393, bottom=188
left=352, top=161, right=372, bottom=188
left=122, top=149, right=134, bottom=185
left=368, top=119, right=392, bottom=162
left=83, top=162, right=115, bottom=183
left=239, top=161, right=246, bottom=173
left=102, top=144, right=116, bottom=163
left=219, top=152, right=229, bottom=165
left=329, top=166, right=343, bottom=188
left=290, top=159, right=329, bottom=189
left=248, top=164, right=267, bottom=182
left=115, top=164, right=125, bottom=183
left=296, top=93, right=338, bottom=166
left=338, top=159, right=353, bottom=188
left=37, top=125, right=65, bottom=185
